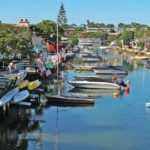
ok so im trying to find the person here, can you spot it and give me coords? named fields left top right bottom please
left=112, top=73, right=117, bottom=82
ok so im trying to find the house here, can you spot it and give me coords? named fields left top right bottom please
left=17, top=19, right=30, bottom=28
left=78, top=38, right=101, bottom=46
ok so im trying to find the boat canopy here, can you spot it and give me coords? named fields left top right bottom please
left=92, top=65, right=125, bottom=70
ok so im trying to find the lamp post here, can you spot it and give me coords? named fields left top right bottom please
left=56, top=22, right=59, bottom=78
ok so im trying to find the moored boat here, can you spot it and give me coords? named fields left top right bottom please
left=28, top=79, right=41, bottom=91
left=0, top=87, right=19, bottom=107
left=92, top=65, right=128, bottom=75
left=19, top=80, right=29, bottom=90
left=13, top=90, right=30, bottom=103
left=145, top=101, right=150, bottom=107
left=68, top=80, right=121, bottom=89
left=134, top=55, right=150, bottom=60
left=69, top=88, right=121, bottom=97
left=45, top=95, right=95, bottom=104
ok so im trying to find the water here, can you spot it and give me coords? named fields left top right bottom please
left=1, top=51, right=150, bottom=150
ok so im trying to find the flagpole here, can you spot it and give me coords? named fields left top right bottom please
left=56, top=22, right=59, bottom=78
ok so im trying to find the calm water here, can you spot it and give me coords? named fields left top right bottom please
left=1, top=51, right=150, bottom=150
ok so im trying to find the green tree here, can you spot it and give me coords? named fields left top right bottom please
left=34, top=20, right=64, bottom=44
left=118, top=31, right=134, bottom=46
left=57, top=3, right=67, bottom=26
left=70, top=36, right=78, bottom=46
left=137, top=41, right=145, bottom=50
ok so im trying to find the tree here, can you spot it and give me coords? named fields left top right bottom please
left=57, top=3, right=67, bottom=26
left=118, top=31, right=134, bottom=46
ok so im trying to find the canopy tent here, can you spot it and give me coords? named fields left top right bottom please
left=47, top=43, right=62, bottom=52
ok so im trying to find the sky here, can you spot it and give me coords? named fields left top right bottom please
left=0, top=0, right=150, bottom=26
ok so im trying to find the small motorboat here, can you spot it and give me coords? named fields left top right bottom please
left=145, top=101, right=150, bottom=107
left=134, top=55, right=150, bottom=60
left=45, top=94, right=95, bottom=105
left=13, top=90, right=30, bottom=103
left=69, top=80, right=121, bottom=90
left=69, top=88, right=121, bottom=97
left=28, top=79, right=41, bottom=91
left=0, top=87, right=19, bottom=107
left=19, top=80, right=29, bottom=90
left=92, top=65, right=128, bottom=75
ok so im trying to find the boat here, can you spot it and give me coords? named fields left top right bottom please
left=145, top=101, right=150, bottom=107
left=74, top=60, right=102, bottom=72
left=19, top=80, right=29, bottom=90
left=98, top=46, right=110, bottom=50
left=13, top=90, right=30, bottom=103
left=0, top=87, right=19, bottom=107
left=45, top=94, right=95, bottom=105
left=2, top=70, right=27, bottom=86
left=68, top=80, right=121, bottom=89
left=28, top=79, right=41, bottom=91
left=134, top=55, right=150, bottom=60
left=82, top=54, right=103, bottom=61
left=69, top=88, right=122, bottom=97
left=92, top=65, right=128, bottom=75
left=0, top=77, right=17, bottom=95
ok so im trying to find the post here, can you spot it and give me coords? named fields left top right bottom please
left=56, top=22, right=59, bottom=78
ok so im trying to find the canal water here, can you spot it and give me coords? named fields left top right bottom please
left=0, top=50, right=150, bottom=150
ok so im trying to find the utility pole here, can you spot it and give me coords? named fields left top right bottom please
left=56, top=22, right=59, bottom=78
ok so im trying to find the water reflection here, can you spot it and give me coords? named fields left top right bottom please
left=69, top=88, right=123, bottom=98
left=0, top=102, right=45, bottom=150
left=1, top=49, right=150, bottom=150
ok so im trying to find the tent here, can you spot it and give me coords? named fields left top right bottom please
left=47, top=43, right=62, bottom=52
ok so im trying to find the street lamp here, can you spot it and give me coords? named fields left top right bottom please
left=56, top=22, right=59, bottom=77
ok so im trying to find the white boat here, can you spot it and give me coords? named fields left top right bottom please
left=68, top=80, right=121, bottom=89
left=82, top=54, right=103, bottom=61
left=13, top=90, right=30, bottom=103
left=69, top=88, right=121, bottom=97
left=92, top=65, right=128, bottom=75
left=145, top=101, right=150, bottom=107
left=0, top=87, right=19, bottom=107
left=3, top=70, right=27, bottom=86
left=99, top=46, right=110, bottom=50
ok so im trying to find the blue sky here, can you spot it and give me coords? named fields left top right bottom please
left=0, top=0, right=150, bottom=26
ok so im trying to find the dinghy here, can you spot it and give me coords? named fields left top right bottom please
left=28, top=79, right=41, bottom=91
left=13, top=90, right=30, bottom=103
left=45, top=94, right=95, bottom=105
left=19, top=80, right=29, bottom=90
left=0, top=87, right=19, bottom=107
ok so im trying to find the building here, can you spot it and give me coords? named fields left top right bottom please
left=17, top=19, right=30, bottom=28
left=78, top=38, right=101, bottom=46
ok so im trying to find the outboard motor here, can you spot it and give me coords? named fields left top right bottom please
left=116, top=78, right=126, bottom=87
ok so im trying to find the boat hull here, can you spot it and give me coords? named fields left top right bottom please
left=19, top=80, right=28, bottom=89
left=13, top=90, right=30, bottom=103
left=46, top=95, right=95, bottom=104
left=93, top=69, right=127, bottom=75
left=0, top=87, right=19, bottom=107
left=69, top=80, right=121, bottom=89
left=28, top=80, right=41, bottom=91
left=92, top=65, right=128, bottom=75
